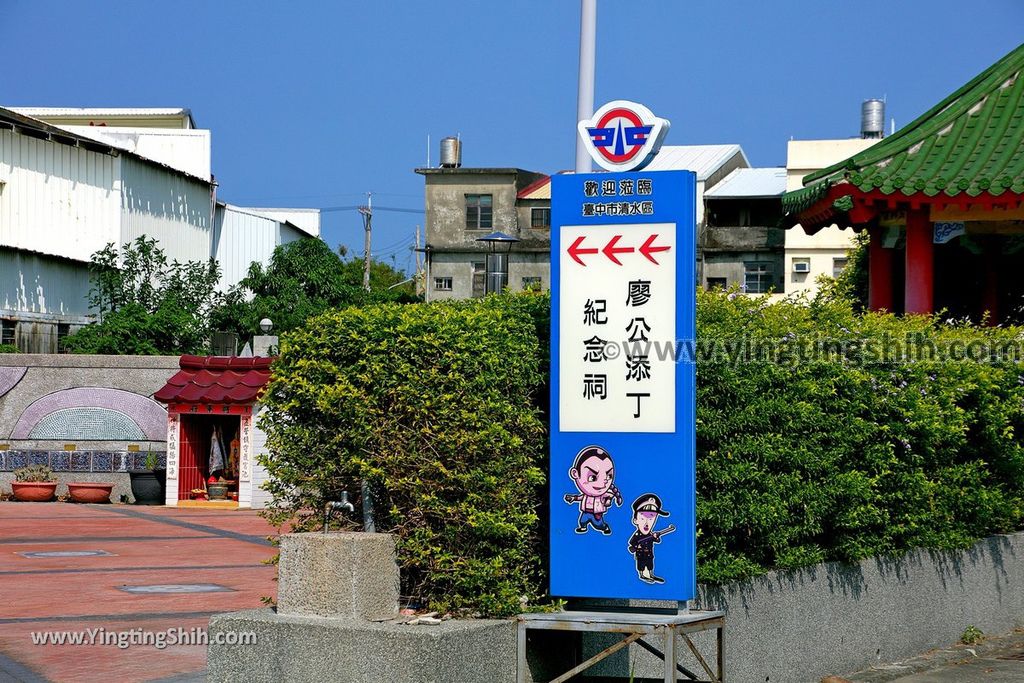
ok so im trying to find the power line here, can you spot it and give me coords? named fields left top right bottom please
left=321, top=204, right=423, bottom=215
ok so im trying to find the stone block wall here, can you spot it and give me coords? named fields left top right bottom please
left=0, top=354, right=177, bottom=496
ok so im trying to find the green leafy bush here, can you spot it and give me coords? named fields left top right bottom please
left=261, top=287, right=1024, bottom=612
left=0, top=344, right=18, bottom=353
left=696, top=288, right=1024, bottom=583
left=64, top=237, right=221, bottom=355
left=259, top=295, right=546, bottom=617
left=210, top=238, right=419, bottom=340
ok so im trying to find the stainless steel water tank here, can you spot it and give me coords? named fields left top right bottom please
left=440, top=137, right=462, bottom=168
left=861, top=99, right=885, bottom=139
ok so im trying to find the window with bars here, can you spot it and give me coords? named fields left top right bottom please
left=465, top=194, right=493, bottom=230
left=57, top=323, right=71, bottom=353
left=522, top=276, right=542, bottom=291
left=833, top=258, right=848, bottom=279
left=531, top=208, right=550, bottom=228
left=471, top=262, right=486, bottom=298
left=0, top=319, right=15, bottom=347
left=434, top=277, right=453, bottom=291
left=743, top=262, right=773, bottom=294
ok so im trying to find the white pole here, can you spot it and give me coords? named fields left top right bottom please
left=575, top=0, right=597, bottom=173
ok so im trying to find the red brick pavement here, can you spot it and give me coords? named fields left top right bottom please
left=0, top=502, right=280, bottom=682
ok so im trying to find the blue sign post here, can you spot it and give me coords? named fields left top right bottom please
left=549, top=168, right=696, bottom=601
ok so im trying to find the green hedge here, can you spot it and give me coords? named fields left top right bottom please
left=259, top=296, right=547, bottom=617
left=260, top=289, right=1024, bottom=614
left=696, top=288, right=1024, bottom=583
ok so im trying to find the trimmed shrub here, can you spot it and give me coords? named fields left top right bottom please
left=259, top=295, right=547, bottom=617
left=696, top=289, right=1024, bottom=583
left=260, top=288, right=1024, bottom=613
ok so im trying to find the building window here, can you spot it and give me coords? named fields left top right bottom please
left=0, top=319, right=15, bottom=347
left=433, top=277, right=453, bottom=291
left=743, top=262, right=773, bottom=294
left=522, top=276, right=542, bottom=291
left=833, top=258, right=848, bottom=279
left=706, top=277, right=727, bottom=290
left=57, top=323, right=71, bottom=353
left=465, top=194, right=493, bottom=230
left=471, top=262, right=486, bottom=298
left=531, top=208, right=550, bottom=228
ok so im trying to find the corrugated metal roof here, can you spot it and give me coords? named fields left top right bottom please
left=704, top=168, right=787, bottom=199
left=517, top=176, right=551, bottom=200
left=10, top=107, right=195, bottom=127
left=644, top=144, right=748, bottom=179
left=0, top=106, right=212, bottom=185
left=511, top=144, right=748, bottom=200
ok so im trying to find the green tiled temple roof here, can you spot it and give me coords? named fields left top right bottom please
left=783, top=43, right=1024, bottom=218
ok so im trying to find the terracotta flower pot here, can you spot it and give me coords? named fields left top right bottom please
left=67, top=482, right=115, bottom=504
left=11, top=481, right=57, bottom=502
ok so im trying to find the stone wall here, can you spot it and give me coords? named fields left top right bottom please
left=576, top=530, right=1024, bottom=682
left=0, top=354, right=176, bottom=492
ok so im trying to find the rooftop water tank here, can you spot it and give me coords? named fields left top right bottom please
left=440, top=137, right=462, bottom=168
left=861, top=99, right=885, bottom=139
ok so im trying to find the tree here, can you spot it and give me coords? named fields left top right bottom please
left=814, top=230, right=869, bottom=311
left=210, top=238, right=418, bottom=339
left=64, top=237, right=221, bottom=355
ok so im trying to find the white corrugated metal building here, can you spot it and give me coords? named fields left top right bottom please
left=0, top=106, right=319, bottom=352
left=212, top=204, right=319, bottom=292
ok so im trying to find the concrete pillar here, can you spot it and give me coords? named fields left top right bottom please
left=904, top=209, right=934, bottom=315
left=276, top=532, right=400, bottom=620
left=868, top=227, right=894, bottom=312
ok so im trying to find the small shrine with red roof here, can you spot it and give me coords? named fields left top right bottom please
left=154, top=355, right=273, bottom=508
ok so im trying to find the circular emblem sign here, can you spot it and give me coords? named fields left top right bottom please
left=578, top=101, right=671, bottom=172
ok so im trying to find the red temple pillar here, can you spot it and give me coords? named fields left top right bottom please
left=868, top=227, right=894, bottom=311
left=982, top=238, right=999, bottom=326
left=904, top=208, right=934, bottom=315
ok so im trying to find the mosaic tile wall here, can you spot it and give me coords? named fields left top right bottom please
left=0, top=451, right=167, bottom=473
left=28, top=408, right=147, bottom=441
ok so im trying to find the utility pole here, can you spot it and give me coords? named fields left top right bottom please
left=415, top=224, right=422, bottom=295
left=359, top=192, right=372, bottom=292
left=575, top=0, right=597, bottom=173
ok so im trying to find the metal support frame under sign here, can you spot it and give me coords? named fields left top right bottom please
left=517, top=610, right=725, bottom=683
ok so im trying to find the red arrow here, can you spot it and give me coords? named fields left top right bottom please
left=567, top=235, right=599, bottom=266
left=639, top=234, right=672, bottom=265
left=602, top=235, right=634, bottom=265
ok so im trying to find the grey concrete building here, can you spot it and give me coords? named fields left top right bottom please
left=702, top=167, right=787, bottom=293
left=415, top=166, right=549, bottom=301
left=416, top=145, right=751, bottom=301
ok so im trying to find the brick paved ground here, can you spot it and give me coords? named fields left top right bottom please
left=0, top=502, right=279, bottom=683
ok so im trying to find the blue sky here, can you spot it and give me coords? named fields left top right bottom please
left=3, top=1, right=1022, bottom=272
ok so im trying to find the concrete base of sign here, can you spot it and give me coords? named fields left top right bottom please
left=276, top=532, right=399, bottom=621
left=207, top=609, right=517, bottom=683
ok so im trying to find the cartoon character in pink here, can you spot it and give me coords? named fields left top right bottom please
left=563, top=445, right=623, bottom=535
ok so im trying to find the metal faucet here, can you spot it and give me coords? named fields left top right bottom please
left=323, top=492, right=355, bottom=534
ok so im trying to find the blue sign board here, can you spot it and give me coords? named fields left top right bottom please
left=549, top=169, right=696, bottom=601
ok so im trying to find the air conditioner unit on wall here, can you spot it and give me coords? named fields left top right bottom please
left=792, top=260, right=810, bottom=274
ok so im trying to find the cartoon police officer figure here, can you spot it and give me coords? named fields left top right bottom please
left=563, top=445, right=623, bottom=534
left=628, top=493, right=675, bottom=584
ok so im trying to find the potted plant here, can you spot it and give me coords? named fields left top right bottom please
left=67, top=481, right=115, bottom=504
left=128, top=450, right=166, bottom=505
left=11, top=464, right=58, bottom=502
